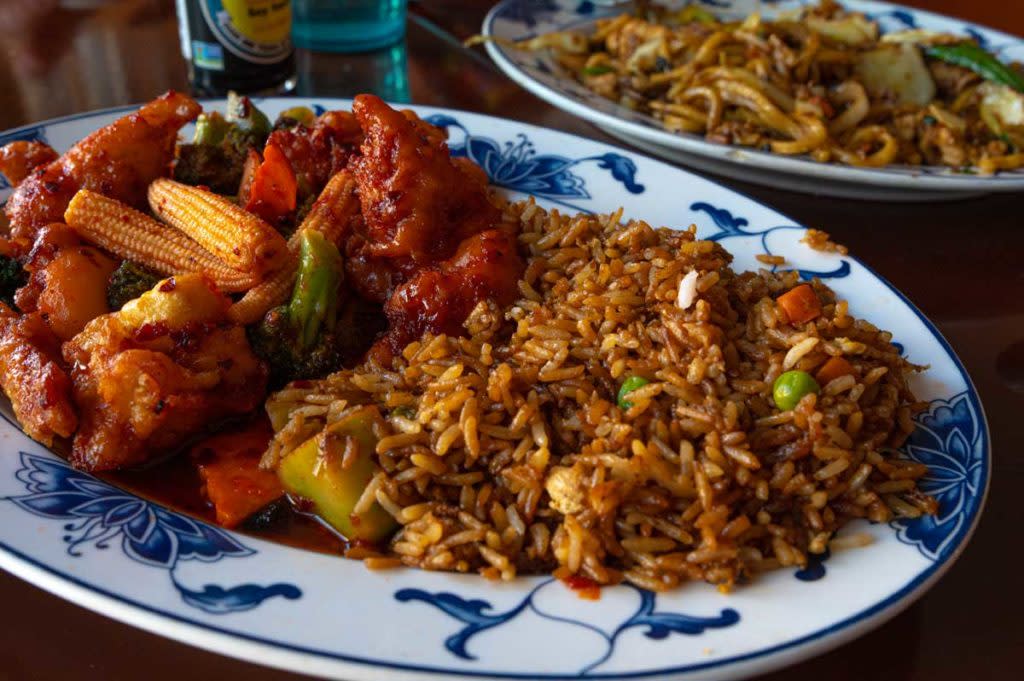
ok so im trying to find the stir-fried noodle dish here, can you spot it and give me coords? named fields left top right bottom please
left=492, top=0, right=1024, bottom=173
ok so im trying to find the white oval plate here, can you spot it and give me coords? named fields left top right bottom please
left=0, top=98, right=988, bottom=680
left=482, top=0, right=1024, bottom=201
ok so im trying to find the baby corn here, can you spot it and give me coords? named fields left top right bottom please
left=148, top=178, right=288, bottom=276
left=229, top=171, right=359, bottom=324
left=64, top=190, right=261, bottom=293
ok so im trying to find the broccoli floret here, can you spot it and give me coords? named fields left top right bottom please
left=173, top=94, right=271, bottom=195
left=249, top=306, right=344, bottom=387
left=107, top=260, right=162, bottom=311
left=193, top=111, right=232, bottom=146
left=225, top=92, right=271, bottom=152
left=223, top=125, right=267, bottom=158
left=249, top=230, right=346, bottom=387
left=0, top=254, right=27, bottom=309
left=174, top=143, right=247, bottom=195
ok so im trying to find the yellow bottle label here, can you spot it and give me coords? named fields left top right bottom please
left=222, top=0, right=291, bottom=45
left=199, top=0, right=292, bottom=64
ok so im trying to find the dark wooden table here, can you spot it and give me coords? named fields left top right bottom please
left=0, top=1, right=1021, bottom=679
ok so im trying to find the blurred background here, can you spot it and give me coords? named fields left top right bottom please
left=0, top=0, right=1016, bottom=128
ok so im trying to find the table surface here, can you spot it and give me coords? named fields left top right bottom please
left=0, top=1, right=1021, bottom=679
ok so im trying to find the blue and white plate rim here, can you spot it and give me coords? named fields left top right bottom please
left=481, top=0, right=1024, bottom=193
left=0, top=98, right=990, bottom=681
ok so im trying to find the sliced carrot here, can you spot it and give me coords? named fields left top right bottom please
left=245, top=143, right=297, bottom=225
left=777, top=284, right=822, bottom=325
left=816, top=356, right=854, bottom=384
left=192, top=419, right=283, bottom=528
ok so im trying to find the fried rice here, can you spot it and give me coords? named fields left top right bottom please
left=264, top=199, right=936, bottom=591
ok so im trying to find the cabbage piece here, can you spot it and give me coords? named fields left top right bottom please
left=806, top=15, right=878, bottom=46
left=856, top=44, right=937, bottom=106
left=881, top=29, right=956, bottom=46
left=978, top=82, right=1024, bottom=146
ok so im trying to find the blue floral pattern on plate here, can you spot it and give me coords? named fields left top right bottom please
left=692, top=201, right=852, bottom=280
left=892, top=392, right=986, bottom=562
left=424, top=113, right=644, bottom=212
left=5, top=451, right=301, bottom=614
left=397, top=579, right=739, bottom=675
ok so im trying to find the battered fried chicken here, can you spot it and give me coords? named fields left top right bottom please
left=0, top=303, right=77, bottom=446
left=14, top=224, right=116, bottom=341
left=343, top=232, right=418, bottom=304
left=350, top=94, right=501, bottom=263
left=269, top=110, right=363, bottom=199
left=341, top=95, right=525, bottom=361
left=4, top=91, right=201, bottom=244
left=375, top=229, right=523, bottom=360
left=0, top=140, right=58, bottom=187
left=63, top=274, right=267, bottom=471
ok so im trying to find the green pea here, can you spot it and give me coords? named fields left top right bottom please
left=772, top=370, right=820, bottom=411
left=617, top=375, right=650, bottom=410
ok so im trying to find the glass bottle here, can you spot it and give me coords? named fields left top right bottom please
left=175, top=0, right=296, bottom=96
left=292, top=0, right=407, bottom=53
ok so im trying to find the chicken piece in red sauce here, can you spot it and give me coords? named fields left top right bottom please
left=339, top=95, right=525, bottom=361
left=0, top=303, right=78, bottom=446
left=349, top=94, right=502, bottom=264
left=63, top=274, right=267, bottom=472
left=14, top=223, right=117, bottom=341
left=268, top=110, right=363, bottom=199
left=374, top=228, right=523, bottom=361
left=343, top=231, right=419, bottom=304
left=0, top=140, right=58, bottom=187
left=4, top=91, right=201, bottom=244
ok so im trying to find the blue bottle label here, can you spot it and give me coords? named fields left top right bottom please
left=191, top=40, right=225, bottom=70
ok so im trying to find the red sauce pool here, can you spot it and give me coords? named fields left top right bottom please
left=101, top=435, right=348, bottom=558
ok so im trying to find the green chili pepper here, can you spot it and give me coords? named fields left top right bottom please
left=288, top=230, right=343, bottom=351
left=582, top=64, right=614, bottom=77
left=926, top=43, right=1024, bottom=93
left=772, top=370, right=820, bottom=411
left=617, top=375, right=650, bottom=410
